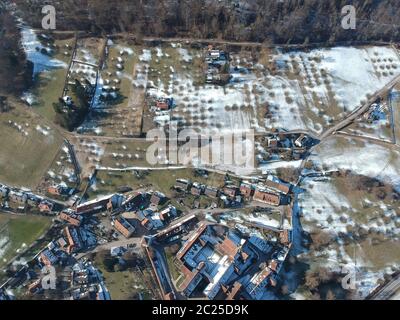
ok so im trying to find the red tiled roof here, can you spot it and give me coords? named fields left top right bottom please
left=176, top=224, right=207, bottom=260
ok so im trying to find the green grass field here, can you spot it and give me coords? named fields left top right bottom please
left=0, top=214, right=52, bottom=269
left=0, top=101, right=63, bottom=188
left=31, top=37, right=74, bottom=123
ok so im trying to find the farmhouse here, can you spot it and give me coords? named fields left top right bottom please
left=263, top=179, right=291, bottom=195
left=114, top=216, right=135, bottom=238
left=253, top=188, right=281, bottom=206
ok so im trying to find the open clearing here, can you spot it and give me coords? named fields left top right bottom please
left=0, top=99, right=63, bottom=188
left=0, top=213, right=52, bottom=270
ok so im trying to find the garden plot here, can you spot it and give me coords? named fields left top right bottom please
left=79, top=40, right=145, bottom=137
left=88, top=168, right=226, bottom=199
left=67, top=37, right=105, bottom=99
left=99, top=140, right=155, bottom=169
left=36, top=144, right=80, bottom=193
left=72, top=137, right=106, bottom=177
left=74, top=37, right=106, bottom=66
left=20, top=28, right=68, bottom=75
left=146, top=43, right=263, bottom=134
left=218, top=209, right=283, bottom=231
left=298, top=177, right=399, bottom=237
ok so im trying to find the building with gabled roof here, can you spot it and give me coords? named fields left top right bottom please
left=60, top=210, right=82, bottom=227
left=114, top=216, right=135, bottom=238
left=264, top=178, right=291, bottom=195
left=253, top=188, right=281, bottom=206
left=240, top=182, right=255, bottom=199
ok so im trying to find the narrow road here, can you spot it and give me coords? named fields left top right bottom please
left=297, top=74, right=400, bottom=177
left=320, top=74, right=400, bottom=140
left=335, top=131, right=400, bottom=150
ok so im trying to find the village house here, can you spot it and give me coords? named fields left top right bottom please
left=263, top=178, right=291, bottom=195
left=204, top=186, right=219, bottom=198
left=38, top=200, right=55, bottom=213
left=174, top=179, right=191, bottom=192
left=226, top=281, right=244, bottom=300
left=253, top=188, right=281, bottom=206
left=48, top=184, right=72, bottom=196
left=9, top=191, right=27, bottom=205
left=150, top=191, right=166, bottom=206
left=239, top=182, right=255, bottom=199
left=141, top=218, right=153, bottom=230
left=28, top=279, right=42, bottom=294
left=0, top=184, right=9, bottom=198
left=63, top=226, right=82, bottom=254
left=246, top=265, right=273, bottom=298
left=60, top=210, right=83, bottom=227
left=26, top=195, right=41, bottom=208
left=39, top=248, right=59, bottom=266
left=76, top=194, right=124, bottom=214
left=155, top=97, right=174, bottom=110
left=190, top=182, right=204, bottom=196
left=122, top=192, right=148, bottom=211
left=114, top=216, right=135, bottom=238
left=279, top=229, right=292, bottom=246
left=223, top=185, right=239, bottom=199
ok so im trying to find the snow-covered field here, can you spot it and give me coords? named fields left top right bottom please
left=297, top=132, right=400, bottom=298
left=271, top=46, right=400, bottom=133
left=20, top=27, right=67, bottom=75
left=146, top=44, right=400, bottom=136
left=310, top=136, right=400, bottom=191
